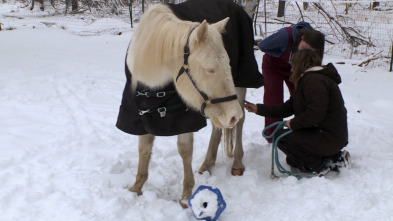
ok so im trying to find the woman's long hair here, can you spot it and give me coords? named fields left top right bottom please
left=290, top=49, right=322, bottom=89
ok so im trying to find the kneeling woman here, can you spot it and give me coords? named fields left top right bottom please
left=245, top=49, right=349, bottom=175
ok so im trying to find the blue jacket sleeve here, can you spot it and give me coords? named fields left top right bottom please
left=258, top=21, right=313, bottom=57
left=257, top=28, right=289, bottom=57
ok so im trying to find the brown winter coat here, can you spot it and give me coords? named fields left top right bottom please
left=256, top=63, right=348, bottom=160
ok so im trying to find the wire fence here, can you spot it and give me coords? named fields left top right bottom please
left=254, top=0, right=393, bottom=69
left=1, top=0, right=393, bottom=70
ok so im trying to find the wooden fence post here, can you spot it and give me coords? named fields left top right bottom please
left=129, top=0, right=133, bottom=28
left=277, top=0, right=285, bottom=17
left=389, top=41, right=393, bottom=72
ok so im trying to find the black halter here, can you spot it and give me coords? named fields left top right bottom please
left=175, top=26, right=238, bottom=117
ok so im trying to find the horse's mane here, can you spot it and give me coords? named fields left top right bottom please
left=127, top=4, right=198, bottom=88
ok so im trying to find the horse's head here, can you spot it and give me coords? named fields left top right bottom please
left=175, top=18, right=243, bottom=129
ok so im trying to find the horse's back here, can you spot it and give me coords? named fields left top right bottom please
left=168, top=0, right=264, bottom=88
left=126, top=3, right=189, bottom=88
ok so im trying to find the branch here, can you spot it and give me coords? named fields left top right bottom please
left=272, top=18, right=335, bottom=45
left=271, top=18, right=294, bottom=25
left=357, top=57, right=379, bottom=67
left=312, top=2, right=372, bottom=47
left=357, top=52, right=382, bottom=67
left=294, top=1, right=304, bottom=22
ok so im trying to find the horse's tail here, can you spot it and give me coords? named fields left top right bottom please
left=223, top=128, right=235, bottom=158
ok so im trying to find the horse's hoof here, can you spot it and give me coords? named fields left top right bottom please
left=198, top=163, right=214, bottom=175
left=231, top=168, right=245, bottom=176
left=129, top=187, right=143, bottom=196
left=179, top=199, right=189, bottom=209
left=198, top=169, right=211, bottom=175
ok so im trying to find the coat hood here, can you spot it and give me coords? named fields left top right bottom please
left=304, top=63, right=342, bottom=84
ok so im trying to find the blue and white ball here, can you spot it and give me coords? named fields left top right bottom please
left=188, top=185, right=226, bottom=221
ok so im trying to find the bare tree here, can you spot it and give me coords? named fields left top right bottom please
left=66, top=0, right=79, bottom=13
left=72, top=0, right=78, bottom=12
left=30, top=0, right=55, bottom=11
left=312, top=2, right=372, bottom=47
left=303, top=2, right=308, bottom=10
left=390, top=42, right=393, bottom=72
left=160, top=0, right=175, bottom=4
left=277, top=0, right=285, bottom=17
left=239, top=0, right=259, bottom=20
left=372, top=2, right=380, bottom=10
left=30, top=0, right=45, bottom=11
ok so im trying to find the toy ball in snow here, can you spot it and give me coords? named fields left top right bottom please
left=188, top=185, right=226, bottom=221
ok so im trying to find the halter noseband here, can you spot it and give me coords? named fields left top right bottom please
left=175, top=26, right=238, bottom=117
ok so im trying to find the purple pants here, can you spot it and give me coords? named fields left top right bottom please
left=262, top=54, right=294, bottom=143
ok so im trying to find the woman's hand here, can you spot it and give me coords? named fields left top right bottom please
left=285, top=119, right=292, bottom=129
left=244, top=100, right=258, bottom=113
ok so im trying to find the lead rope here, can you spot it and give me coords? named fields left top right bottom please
left=262, top=121, right=302, bottom=180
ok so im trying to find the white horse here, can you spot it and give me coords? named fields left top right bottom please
left=123, top=4, right=243, bottom=207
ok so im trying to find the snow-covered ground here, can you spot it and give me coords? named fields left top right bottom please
left=1, top=4, right=393, bottom=221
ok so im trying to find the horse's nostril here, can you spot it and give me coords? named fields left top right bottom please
left=230, top=116, right=238, bottom=126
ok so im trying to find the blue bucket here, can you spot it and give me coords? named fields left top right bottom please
left=188, top=185, right=226, bottom=221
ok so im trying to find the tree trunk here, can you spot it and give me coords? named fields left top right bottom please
left=30, top=0, right=44, bottom=11
left=389, top=41, right=393, bottom=72
left=238, top=0, right=259, bottom=20
left=72, top=0, right=78, bottom=12
left=303, top=2, right=308, bottom=10
left=129, top=0, right=133, bottom=28
left=372, top=2, right=380, bottom=10
left=277, top=0, right=285, bottom=17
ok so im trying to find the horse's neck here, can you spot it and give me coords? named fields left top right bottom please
left=128, top=6, right=196, bottom=89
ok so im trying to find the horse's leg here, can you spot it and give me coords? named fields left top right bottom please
left=199, top=88, right=247, bottom=175
left=129, top=134, right=155, bottom=196
left=231, top=87, right=247, bottom=176
left=198, top=125, right=222, bottom=174
left=177, top=132, right=194, bottom=208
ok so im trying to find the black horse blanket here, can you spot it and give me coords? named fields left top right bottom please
left=169, top=0, right=263, bottom=88
left=116, top=0, right=263, bottom=136
left=116, top=63, right=206, bottom=136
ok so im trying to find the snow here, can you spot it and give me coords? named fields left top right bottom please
left=2, top=11, right=393, bottom=221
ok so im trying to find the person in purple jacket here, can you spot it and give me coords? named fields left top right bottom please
left=244, top=49, right=350, bottom=176
left=258, top=22, right=325, bottom=143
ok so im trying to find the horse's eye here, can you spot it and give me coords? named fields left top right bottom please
left=205, top=68, right=215, bottom=74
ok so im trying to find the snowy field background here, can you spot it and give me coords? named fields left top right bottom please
left=1, top=3, right=393, bottom=221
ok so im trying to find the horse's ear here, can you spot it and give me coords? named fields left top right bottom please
left=196, top=20, right=209, bottom=43
left=213, top=17, right=229, bottom=34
